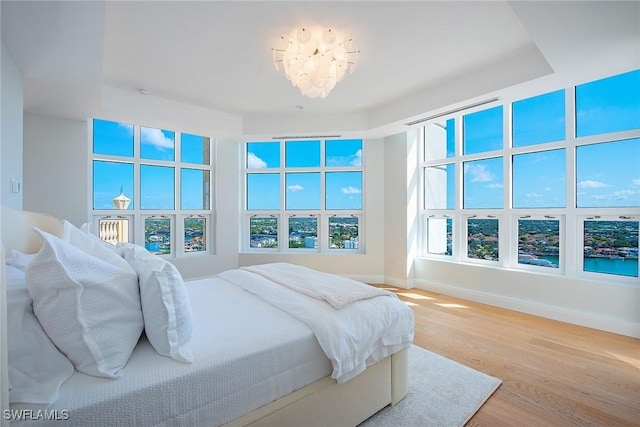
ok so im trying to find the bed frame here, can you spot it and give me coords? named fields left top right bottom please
left=0, top=207, right=408, bottom=426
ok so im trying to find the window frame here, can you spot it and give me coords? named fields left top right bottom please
left=418, top=69, right=640, bottom=285
left=242, top=139, right=365, bottom=254
left=89, top=119, right=215, bottom=258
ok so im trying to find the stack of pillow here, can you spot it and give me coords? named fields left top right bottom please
left=5, top=220, right=193, bottom=407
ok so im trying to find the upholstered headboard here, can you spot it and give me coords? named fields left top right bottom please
left=2, top=207, right=63, bottom=254
left=0, top=207, right=63, bottom=426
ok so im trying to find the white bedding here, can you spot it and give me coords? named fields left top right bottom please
left=219, top=267, right=414, bottom=384
left=13, top=277, right=331, bottom=426
left=241, top=262, right=394, bottom=309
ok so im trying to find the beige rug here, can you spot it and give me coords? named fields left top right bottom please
left=359, top=345, right=501, bottom=427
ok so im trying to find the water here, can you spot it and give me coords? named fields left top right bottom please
left=537, top=255, right=638, bottom=278
left=584, top=257, right=638, bottom=278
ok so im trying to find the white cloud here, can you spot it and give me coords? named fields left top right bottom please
left=350, top=149, right=362, bottom=166
left=631, top=179, right=640, bottom=186
left=526, top=193, right=544, bottom=198
left=341, top=186, right=361, bottom=195
left=326, top=149, right=363, bottom=167
left=118, top=123, right=134, bottom=137
left=613, top=189, right=638, bottom=198
left=577, top=180, right=609, bottom=189
left=247, top=152, right=267, bottom=168
left=141, top=127, right=174, bottom=150
left=486, top=183, right=503, bottom=189
left=287, top=184, right=304, bottom=192
left=465, top=163, right=494, bottom=183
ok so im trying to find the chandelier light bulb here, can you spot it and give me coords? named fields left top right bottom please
left=273, top=25, right=359, bottom=99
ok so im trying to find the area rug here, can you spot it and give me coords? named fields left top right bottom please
left=359, top=345, right=501, bottom=427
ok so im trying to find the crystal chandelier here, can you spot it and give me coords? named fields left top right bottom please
left=272, top=26, right=359, bottom=99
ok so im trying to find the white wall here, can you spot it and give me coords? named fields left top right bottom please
left=382, top=131, right=418, bottom=288
left=23, top=113, right=87, bottom=226
left=1, top=41, right=23, bottom=210
left=413, top=258, right=640, bottom=338
left=238, top=137, right=386, bottom=283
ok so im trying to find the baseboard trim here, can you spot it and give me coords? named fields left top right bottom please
left=410, top=278, right=640, bottom=339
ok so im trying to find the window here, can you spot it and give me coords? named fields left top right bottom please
left=467, top=217, right=499, bottom=262
left=582, top=219, right=638, bottom=278
left=512, top=89, right=565, bottom=147
left=517, top=218, right=560, bottom=269
left=420, top=69, right=640, bottom=282
left=426, top=217, right=452, bottom=256
left=463, top=106, right=503, bottom=155
left=513, top=149, right=566, bottom=208
left=244, top=139, right=364, bottom=252
left=463, top=157, right=503, bottom=209
left=91, top=119, right=213, bottom=257
left=576, top=69, right=640, bottom=137
left=424, top=164, right=455, bottom=210
left=576, top=139, right=640, bottom=208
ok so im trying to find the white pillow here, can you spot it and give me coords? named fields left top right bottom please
left=26, top=228, right=143, bottom=378
left=6, top=250, right=36, bottom=271
left=7, top=269, right=74, bottom=405
left=122, top=244, right=193, bottom=363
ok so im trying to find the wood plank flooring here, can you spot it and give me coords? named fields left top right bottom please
left=376, top=285, right=640, bottom=426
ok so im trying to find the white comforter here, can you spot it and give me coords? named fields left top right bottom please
left=242, top=262, right=395, bottom=309
left=219, top=265, right=414, bottom=383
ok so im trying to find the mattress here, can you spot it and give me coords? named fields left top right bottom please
left=13, top=277, right=332, bottom=426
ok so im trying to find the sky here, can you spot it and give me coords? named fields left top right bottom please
left=246, top=139, right=363, bottom=210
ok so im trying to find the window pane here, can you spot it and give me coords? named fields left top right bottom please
left=145, top=218, right=171, bottom=255
left=427, top=218, right=452, bottom=256
left=247, top=173, right=280, bottom=210
left=513, top=90, right=565, bottom=147
left=424, top=119, right=455, bottom=160
left=326, top=139, right=362, bottom=166
left=285, top=140, right=320, bottom=167
left=247, top=142, right=280, bottom=168
left=463, top=157, right=503, bottom=209
left=326, top=172, right=362, bottom=210
left=424, top=164, right=455, bottom=209
left=286, top=172, right=320, bottom=210
left=184, top=217, right=206, bottom=253
left=93, top=160, right=134, bottom=210
left=576, top=138, right=640, bottom=208
left=181, top=168, right=210, bottom=210
left=289, top=216, right=318, bottom=248
left=584, top=220, right=638, bottom=277
left=181, top=133, right=210, bottom=165
left=98, top=218, right=129, bottom=244
left=250, top=217, right=278, bottom=248
left=513, top=149, right=566, bottom=208
left=518, top=219, right=559, bottom=268
left=141, top=127, right=175, bottom=161
left=576, top=69, right=640, bottom=137
left=93, top=119, right=134, bottom=157
left=329, top=217, right=359, bottom=249
left=463, top=106, right=503, bottom=155
left=141, top=165, right=175, bottom=209
left=467, top=218, right=499, bottom=261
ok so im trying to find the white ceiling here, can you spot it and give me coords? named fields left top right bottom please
left=2, top=1, right=639, bottom=137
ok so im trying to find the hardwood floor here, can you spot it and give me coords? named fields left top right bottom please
left=378, top=285, right=640, bottom=426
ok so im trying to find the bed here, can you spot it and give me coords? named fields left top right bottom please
left=0, top=207, right=413, bottom=426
